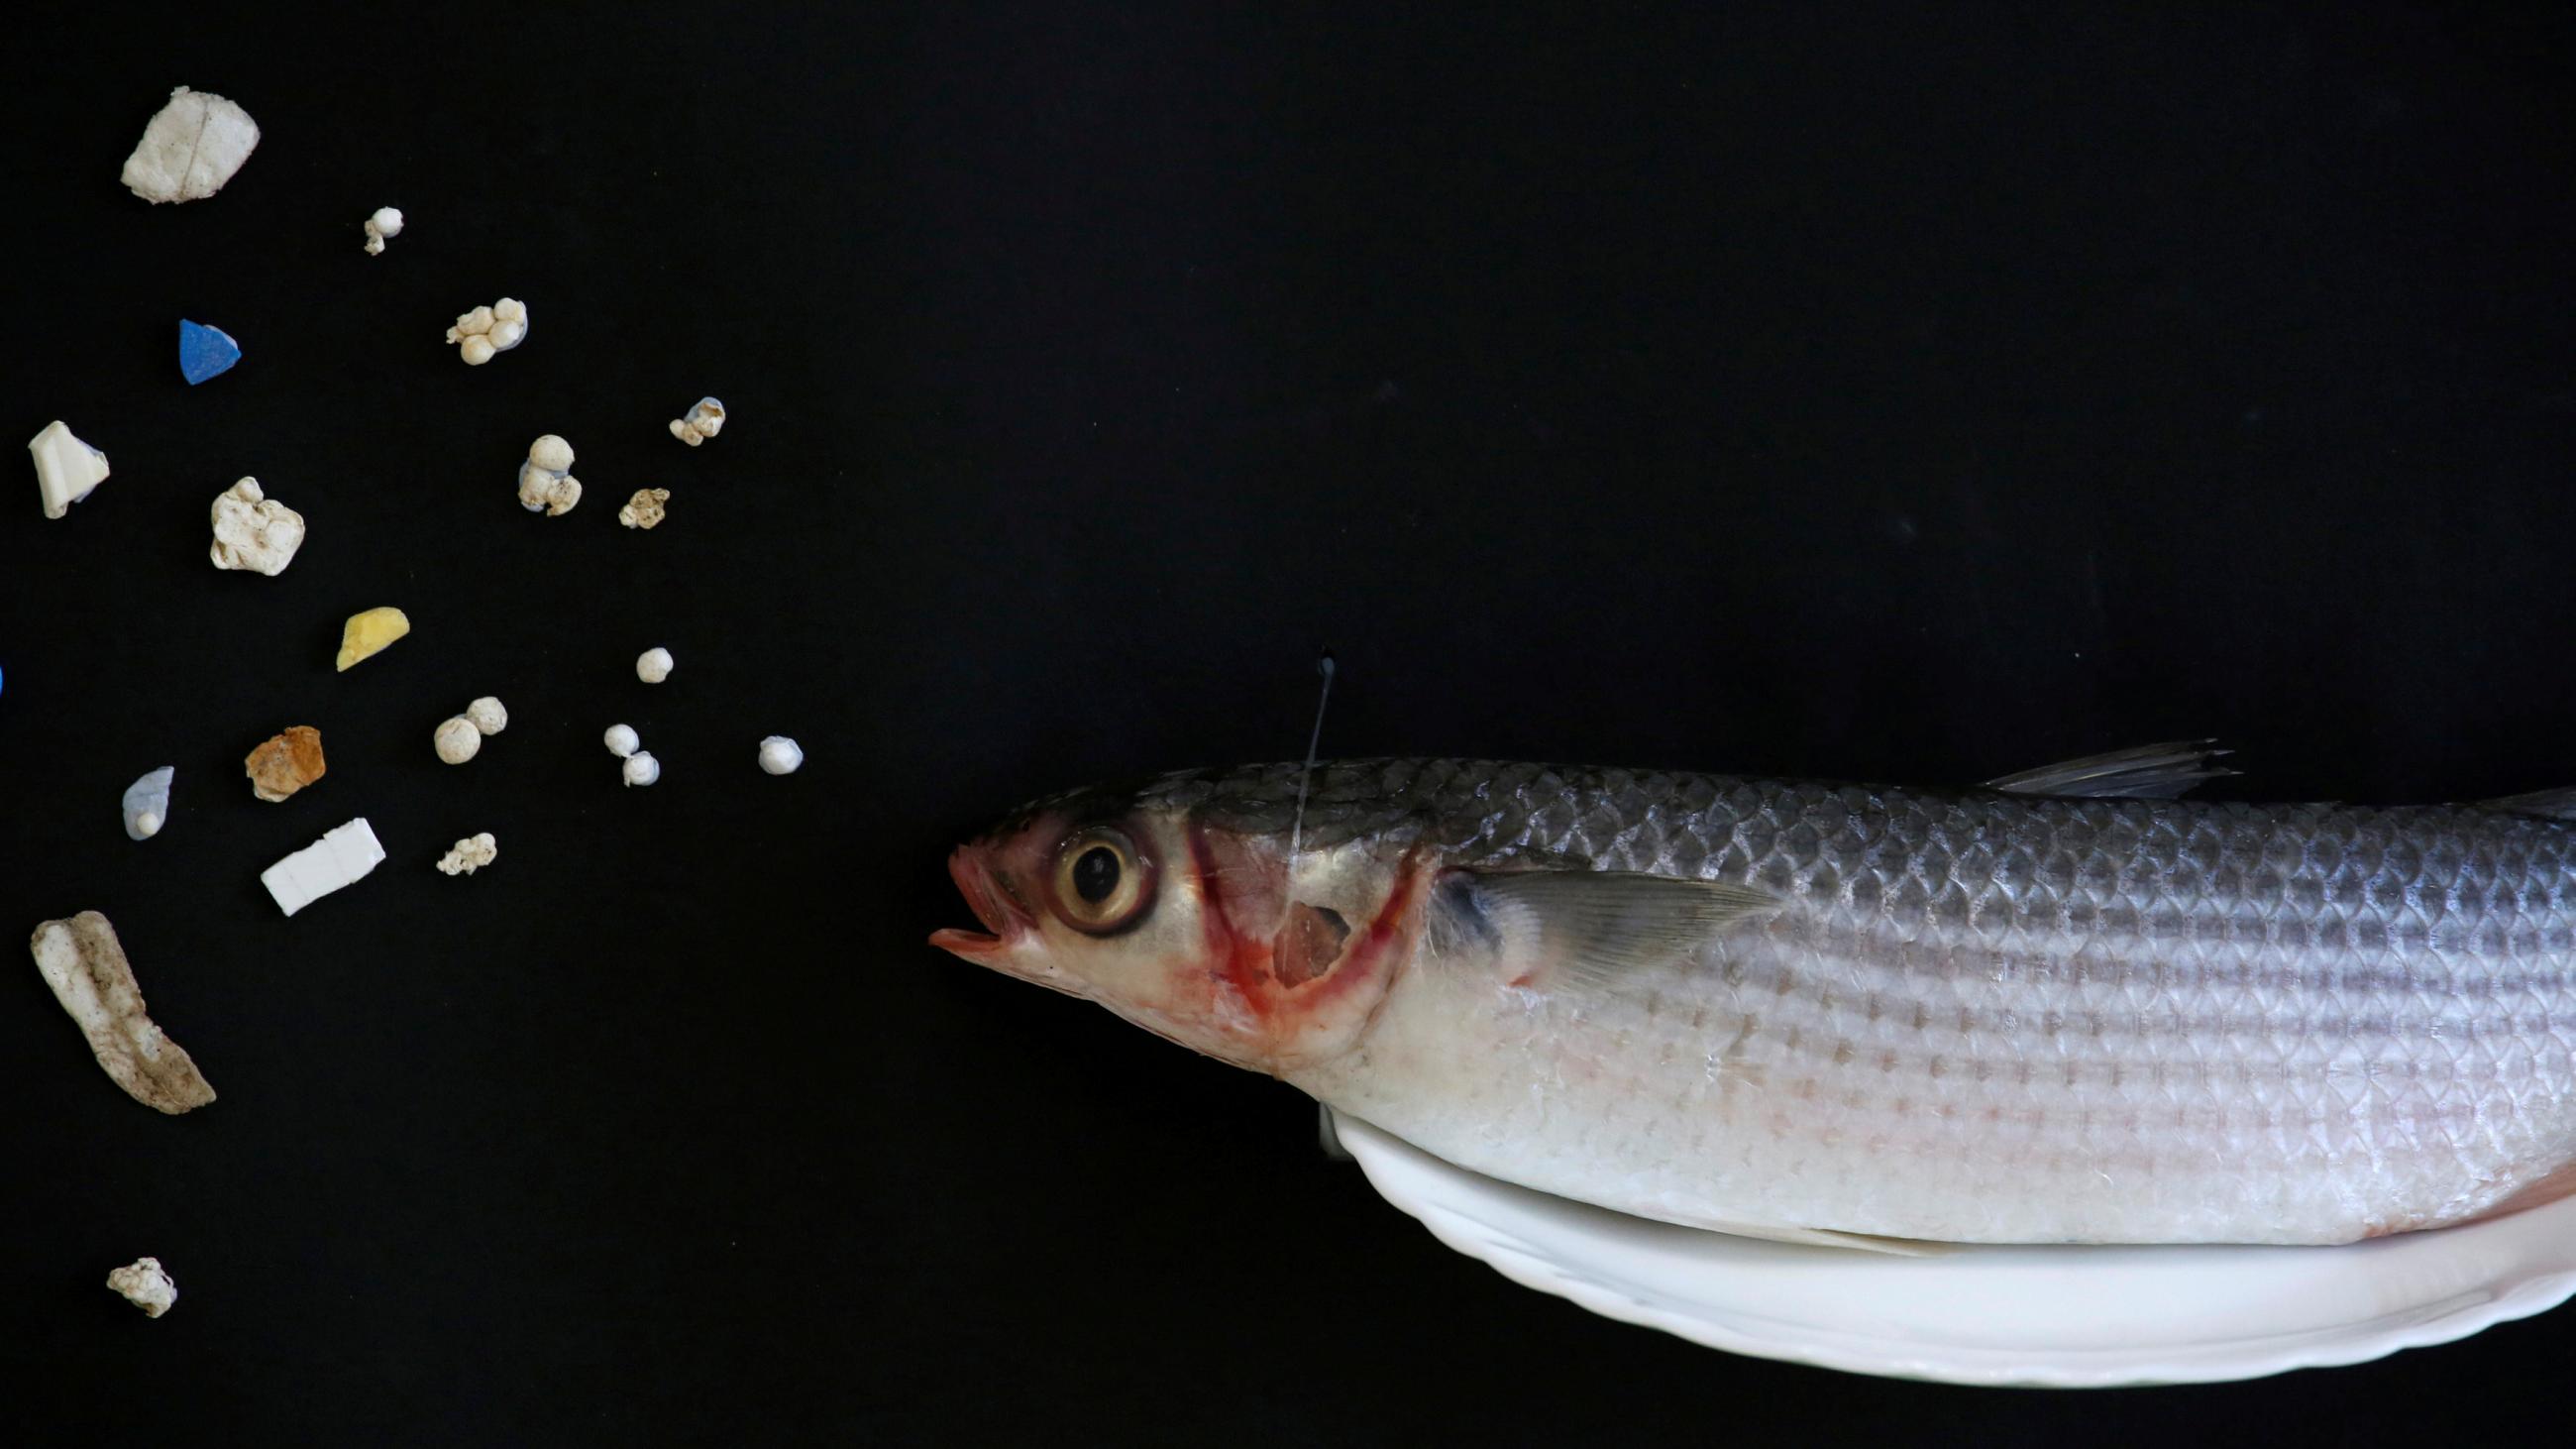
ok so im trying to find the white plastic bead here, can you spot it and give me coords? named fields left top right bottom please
left=603, top=724, right=639, bottom=758
left=636, top=647, right=674, bottom=684
left=434, top=717, right=481, bottom=764
left=465, top=697, right=508, bottom=735
left=758, top=736, right=804, bottom=775
left=622, top=750, right=660, bottom=788
left=528, top=435, right=574, bottom=473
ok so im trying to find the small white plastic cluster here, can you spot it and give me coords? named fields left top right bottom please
left=433, top=696, right=509, bottom=764
left=445, top=295, right=528, bottom=365
left=758, top=736, right=804, bottom=775
left=618, top=488, right=670, bottom=529
left=363, top=206, right=404, bottom=256
left=636, top=646, right=674, bottom=683
left=518, top=435, right=582, bottom=515
left=668, top=396, right=725, bottom=446
left=107, top=1257, right=178, bottom=1317
left=605, top=724, right=658, bottom=786
left=437, top=833, right=498, bottom=875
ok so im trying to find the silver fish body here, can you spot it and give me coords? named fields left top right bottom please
left=946, top=757, right=2576, bottom=1245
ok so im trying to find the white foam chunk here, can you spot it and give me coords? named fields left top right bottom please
left=107, top=1257, right=178, bottom=1317
left=29, top=420, right=110, bottom=519
left=208, top=477, right=305, bottom=574
left=121, top=87, right=261, bottom=204
left=262, top=818, right=386, bottom=917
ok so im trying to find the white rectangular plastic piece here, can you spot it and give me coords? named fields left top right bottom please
left=262, top=818, right=386, bottom=916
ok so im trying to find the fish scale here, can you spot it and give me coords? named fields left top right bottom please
left=1137, top=760, right=2576, bottom=1242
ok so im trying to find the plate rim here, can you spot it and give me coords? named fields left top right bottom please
left=1329, top=1111, right=2576, bottom=1388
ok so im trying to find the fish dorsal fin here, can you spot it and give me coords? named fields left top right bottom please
left=2481, top=787, right=2576, bottom=823
left=1436, top=870, right=1781, bottom=990
left=1985, top=740, right=2235, bottom=800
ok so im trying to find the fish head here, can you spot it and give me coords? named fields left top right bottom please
left=932, top=777, right=1428, bottom=1074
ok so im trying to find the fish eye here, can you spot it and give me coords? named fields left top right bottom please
left=1049, top=826, right=1154, bottom=934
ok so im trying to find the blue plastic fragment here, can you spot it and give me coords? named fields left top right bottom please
left=178, top=319, right=242, bottom=385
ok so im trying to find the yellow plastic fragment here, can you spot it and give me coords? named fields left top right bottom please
left=335, top=607, right=411, bottom=672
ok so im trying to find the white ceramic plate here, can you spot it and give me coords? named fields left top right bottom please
left=1327, top=1111, right=2576, bottom=1387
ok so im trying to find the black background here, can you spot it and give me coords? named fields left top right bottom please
left=4, top=3, right=2573, bottom=1444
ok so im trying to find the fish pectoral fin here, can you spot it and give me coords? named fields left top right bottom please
left=1446, top=870, right=1782, bottom=988
left=1985, top=740, right=2236, bottom=800
left=2480, top=787, right=2576, bottom=823
left=1680, top=1218, right=1957, bottom=1256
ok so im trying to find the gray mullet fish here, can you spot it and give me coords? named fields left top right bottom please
left=932, top=746, right=2576, bottom=1247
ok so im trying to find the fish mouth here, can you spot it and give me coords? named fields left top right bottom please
left=930, top=843, right=1027, bottom=961
left=932, top=842, right=1097, bottom=1000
